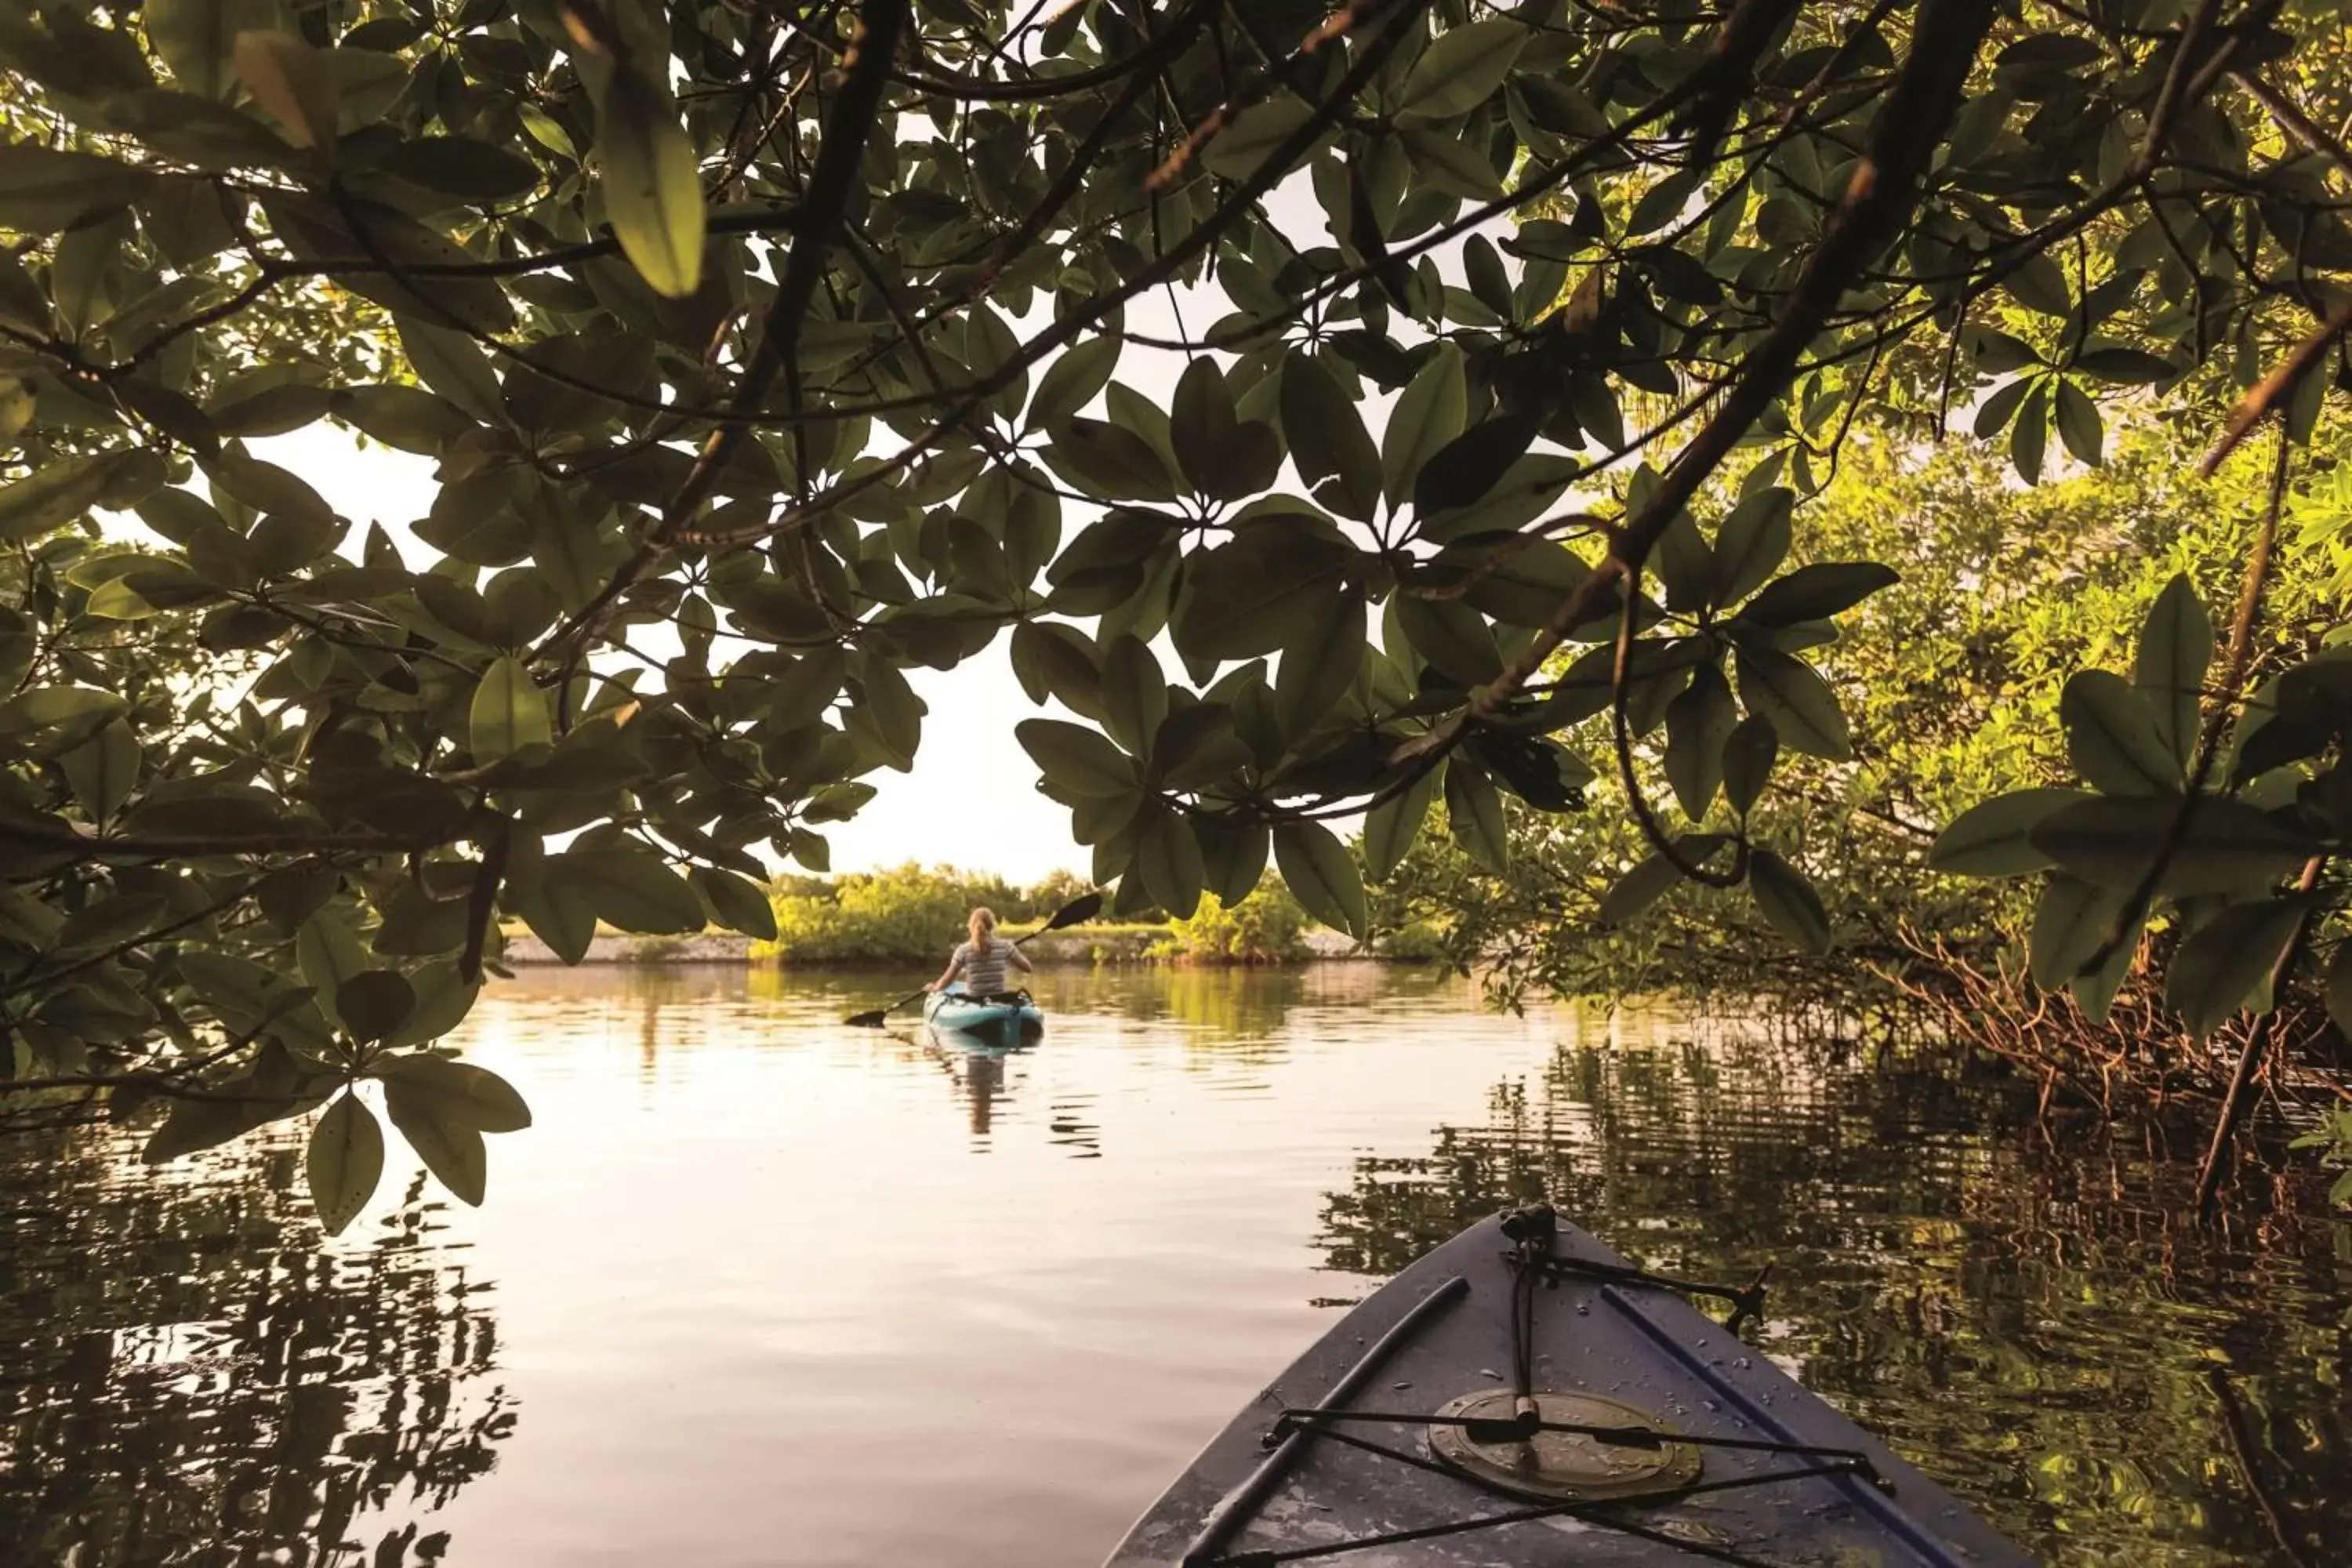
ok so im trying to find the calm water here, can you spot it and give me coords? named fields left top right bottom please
left=3, top=966, right=2348, bottom=1567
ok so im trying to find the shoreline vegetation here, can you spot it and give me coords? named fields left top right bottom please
left=499, top=863, right=1430, bottom=969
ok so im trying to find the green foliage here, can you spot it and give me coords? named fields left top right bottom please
left=2289, top=1107, right=2352, bottom=1208
left=753, top=864, right=1100, bottom=964
left=1377, top=426, right=2352, bottom=1025
left=6, top=0, right=2352, bottom=1225
left=1151, top=877, right=1311, bottom=965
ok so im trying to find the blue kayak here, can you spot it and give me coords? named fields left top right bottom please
left=1105, top=1207, right=2033, bottom=1568
left=924, top=989, right=1044, bottom=1046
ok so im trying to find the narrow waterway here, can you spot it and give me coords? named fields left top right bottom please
left=3, top=965, right=2345, bottom=1566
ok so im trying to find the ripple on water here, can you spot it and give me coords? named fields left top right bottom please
left=3, top=966, right=2347, bottom=1567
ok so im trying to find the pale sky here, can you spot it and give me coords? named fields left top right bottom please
left=253, top=422, right=1088, bottom=883
left=183, top=184, right=1518, bottom=885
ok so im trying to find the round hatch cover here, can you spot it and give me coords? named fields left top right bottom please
left=1427, top=1390, right=1702, bottom=1503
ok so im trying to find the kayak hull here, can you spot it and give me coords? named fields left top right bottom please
left=923, top=989, right=1044, bottom=1046
left=1105, top=1210, right=2034, bottom=1568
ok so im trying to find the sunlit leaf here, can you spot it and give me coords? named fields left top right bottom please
left=597, top=67, right=705, bottom=297
left=306, top=1092, right=383, bottom=1236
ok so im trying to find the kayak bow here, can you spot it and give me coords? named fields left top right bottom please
left=1105, top=1207, right=2034, bottom=1568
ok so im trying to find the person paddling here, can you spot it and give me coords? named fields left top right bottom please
left=927, top=906, right=1033, bottom=1000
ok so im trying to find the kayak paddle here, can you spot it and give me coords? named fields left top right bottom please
left=844, top=891, right=1102, bottom=1028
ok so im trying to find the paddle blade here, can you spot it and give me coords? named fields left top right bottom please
left=844, top=1009, right=891, bottom=1029
left=1043, top=891, right=1103, bottom=931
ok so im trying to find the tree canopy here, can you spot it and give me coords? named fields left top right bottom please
left=4, top=0, right=2352, bottom=1223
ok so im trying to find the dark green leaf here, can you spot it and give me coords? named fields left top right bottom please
left=2029, top=795, right=2314, bottom=895
left=1663, top=665, right=1735, bottom=819
left=1026, top=334, right=1120, bottom=431
left=1381, top=347, right=1467, bottom=510
left=1394, top=593, right=1501, bottom=684
left=1733, top=648, right=1849, bottom=759
left=1015, top=718, right=1136, bottom=797
left=1398, top=20, right=1527, bottom=122
left=1749, top=849, right=1831, bottom=954
left=469, top=656, right=550, bottom=761
left=1276, top=590, right=1367, bottom=737
left=1009, top=621, right=1105, bottom=719
left=1411, top=412, right=1538, bottom=519
left=2165, top=896, right=2305, bottom=1040
left=1363, top=766, right=1439, bottom=883
left=1598, top=850, right=1682, bottom=924
left=2053, top=379, right=2103, bottom=466
left=1047, top=416, right=1177, bottom=502
left=2325, top=943, right=2352, bottom=1039
left=1170, top=357, right=1239, bottom=498
left=60, top=720, right=141, bottom=822
left=143, top=1040, right=326, bottom=1163
left=1712, top=488, right=1793, bottom=608
left=1200, top=99, right=1315, bottom=180
left=1172, top=525, right=1355, bottom=662
left=1272, top=820, right=1368, bottom=938
left=2060, top=670, right=2181, bottom=796
left=1973, top=375, right=2036, bottom=440
left=1927, top=787, right=2091, bottom=876
left=146, top=0, right=275, bottom=99
left=382, top=1070, right=488, bottom=1205
left=1281, top=355, right=1381, bottom=522
left=1198, top=820, right=1270, bottom=906
left=376, top=136, right=543, bottom=200
left=1098, top=635, right=1168, bottom=756
left=2074, top=347, right=2180, bottom=383
left=2028, top=873, right=2129, bottom=989
left=1444, top=762, right=1508, bottom=872
left=691, top=866, right=779, bottom=940
left=560, top=848, right=706, bottom=934
left=0, top=450, right=162, bottom=543
left=2011, top=383, right=2049, bottom=483
left=854, top=653, right=925, bottom=771
left=1652, top=513, right=1716, bottom=615
left=1722, top=716, right=1777, bottom=815
left=2136, top=574, right=2212, bottom=769
left=2008, top=251, right=2072, bottom=317
left=0, top=142, right=155, bottom=230
left=336, top=970, right=415, bottom=1044
left=1738, top=562, right=1898, bottom=626
left=1134, top=804, right=1206, bottom=919
left=375, top=1053, right=532, bottom=1134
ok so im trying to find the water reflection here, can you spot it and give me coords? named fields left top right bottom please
left=1, top=1126, right=513, bottom=1566
left=4, top=970, right=2346, bottom=1568
left=920, top=1034, right=1022, bottom=1145
left=1316, top=1025, right=2352, bottom=1567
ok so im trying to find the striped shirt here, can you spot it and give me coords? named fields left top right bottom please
left=953, top=935, right=1025, bottom=994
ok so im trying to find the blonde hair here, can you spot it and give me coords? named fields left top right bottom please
left=967, top=906, right=997, bottom=949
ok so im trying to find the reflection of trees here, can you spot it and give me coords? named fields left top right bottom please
left=2, top=1123, right=514, bottom=1566
left=1316, top=1038, right=2350, bottom=1568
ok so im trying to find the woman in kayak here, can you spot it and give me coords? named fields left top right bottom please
left=927, top=906, right=1033, bottom=998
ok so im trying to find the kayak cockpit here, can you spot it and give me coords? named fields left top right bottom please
left=1105, top=1206, right=2034, bottom=1567
left=923, top=989, right=1045, bottom=1045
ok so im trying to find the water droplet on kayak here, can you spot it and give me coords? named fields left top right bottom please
left=1733, top=1356, right=1753, bottom=1370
